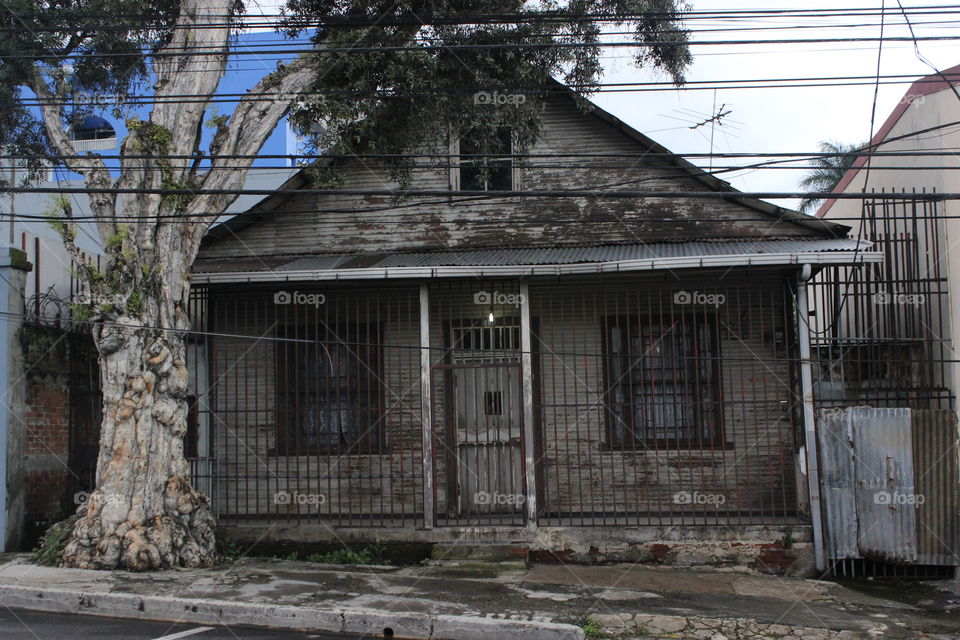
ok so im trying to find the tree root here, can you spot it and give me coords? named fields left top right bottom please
left=59, top=475, right=216, bottom=571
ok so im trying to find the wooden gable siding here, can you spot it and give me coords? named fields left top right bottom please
left=199, top=97, right=817, bottom=261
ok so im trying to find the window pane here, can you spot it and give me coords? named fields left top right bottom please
left=460, top=128, right=512, bottom=191
left=276, top=324, right=381, bottom=452
left=635, top=384, right=695, bottom=440
left=303, top=391, right=356, bottom=448
left=605, top=315, right=718, bottom=447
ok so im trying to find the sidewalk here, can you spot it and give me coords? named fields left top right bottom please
left=0, top=553, right=957, bottom=639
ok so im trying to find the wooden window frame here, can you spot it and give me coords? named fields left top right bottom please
left=453, top=127, right=517, bottom=193
left=602, top=313, right=726, bottom=450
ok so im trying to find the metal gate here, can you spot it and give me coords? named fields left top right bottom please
left=818, top=407, right=959, bottom=572
left=434, top=317, right=526, bottom=526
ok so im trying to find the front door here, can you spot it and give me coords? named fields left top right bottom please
left=445, top=318, right=525, bottom=519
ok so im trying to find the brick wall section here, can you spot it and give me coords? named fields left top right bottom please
left=25, top=376, right=69, bottom=456
left=20, top=326, right=75, bottom=528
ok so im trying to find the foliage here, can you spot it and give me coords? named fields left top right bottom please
left=305, top=545, right=390, bottom=565
left=20, top=324, right=67, bottom=367
left=0, top=0, right=180, bottom=185
left=1, top=1, right=692, bottom=192
left=581, top=617, right=606, bottom=639
left=282, top=1, right=692, bottom=187
left=798, top=140, right=865, bottom=214
left=31, top=516, right=79, bottom=566
left=215, top=536, right=243, bottom=561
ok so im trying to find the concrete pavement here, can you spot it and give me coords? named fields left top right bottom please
left=0, top=553, right=957, bottom=639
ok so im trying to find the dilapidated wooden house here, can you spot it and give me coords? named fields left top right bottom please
left=186, top=89, right=876, bottom=568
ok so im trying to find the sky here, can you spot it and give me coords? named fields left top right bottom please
left=585, top=0, right=959, bottom=209
left=240, top=1, right=960, bottom=212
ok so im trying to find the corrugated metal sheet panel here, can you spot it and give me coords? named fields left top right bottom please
left=820, top=407, right=960, bottom=568
left=851, top=407, right=918, bottom=563
left=201, top=239, right=871, bottom=273
left=913, top=409, right=960, bottom=566
left=818, top=408, right=859, bottom=560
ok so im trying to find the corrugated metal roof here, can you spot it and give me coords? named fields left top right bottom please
left=254, top=239, right=869, bottom=273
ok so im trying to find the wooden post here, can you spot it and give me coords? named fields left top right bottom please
left=419, top=283, right=435, bottom=529
left=519, top=281, right=538, bottom=527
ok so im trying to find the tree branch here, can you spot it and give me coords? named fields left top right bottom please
left=150, top=0, right=234, bottom=179
left=182, top=56, right=316, bottom=252
left=27, top=65, right=117, bottom=245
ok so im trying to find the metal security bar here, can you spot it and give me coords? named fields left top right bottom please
left=809, top=197, right=953, bottom=410
left=188, top=283, right=424, bottom=527
left=188, top=270, right=807, bottom=530
left=528, top=271, right=802, bottom=526
left=808, top=196, right=959, bottom=577
left=430, top=280, right=528, bottom=527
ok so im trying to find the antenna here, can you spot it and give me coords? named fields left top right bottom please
left=689, top=91, right=733, bottom=171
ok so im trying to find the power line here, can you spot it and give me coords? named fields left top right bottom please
left=6, top=34, right=960, bottom=62
left=7, top=185, right=958, bottom=201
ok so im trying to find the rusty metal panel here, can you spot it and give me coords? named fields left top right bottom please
left=197, top=239, right=869, bottom=275
left=850, top=407, right=918, bottom=563
left=817, top=408, right=859, bottom=560
left=913, top=409, right=960, bottom=566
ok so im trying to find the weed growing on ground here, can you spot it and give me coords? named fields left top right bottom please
left=582, top=618, right=606, bottom=639
left=31, top=517, right=78, bottom=566
left=305, top=546, right=390, bottom=565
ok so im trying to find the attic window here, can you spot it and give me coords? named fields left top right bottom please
left=459, top=127, right=513, bottom=191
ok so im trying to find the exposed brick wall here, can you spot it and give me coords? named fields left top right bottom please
left=20, top=325, right=78, bottom=531
left=25, top=376, right=69, bottom=457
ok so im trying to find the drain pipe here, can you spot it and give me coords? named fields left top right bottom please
left=797, top=264, right=826, bottom=572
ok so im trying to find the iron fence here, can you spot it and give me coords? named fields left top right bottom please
left=189, top=270, right=805, bottom=528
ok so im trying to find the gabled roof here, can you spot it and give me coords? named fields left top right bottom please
left=203, top=82, right=849, bottom=246
left=817, top=62, right=960, bottom=217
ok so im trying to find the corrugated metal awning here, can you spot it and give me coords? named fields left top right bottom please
left=192, top=238, right=880, bottom=283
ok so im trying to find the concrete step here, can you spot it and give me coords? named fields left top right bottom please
left=430, top=543, right=529, bottom=563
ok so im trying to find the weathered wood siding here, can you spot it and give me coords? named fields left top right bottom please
left=199, top=96, right=817, bottom=262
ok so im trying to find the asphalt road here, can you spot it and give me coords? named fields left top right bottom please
left=0, top=608, right=369, bottom=639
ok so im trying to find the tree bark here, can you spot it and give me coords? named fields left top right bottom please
left=60, top=301, right=215, bottom=570
left=43, top=0, right=315, bottom=571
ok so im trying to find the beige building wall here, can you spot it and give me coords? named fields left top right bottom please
left=819, top=83, right=960, bottom=402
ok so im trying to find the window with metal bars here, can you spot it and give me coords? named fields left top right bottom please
left=603, top=314, right=722, bottom=449
left=273, top=324, right=384, bottom=454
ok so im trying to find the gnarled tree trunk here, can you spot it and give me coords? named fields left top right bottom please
left=60, top=294, right=215, bottom=570
left=44, top=0, right=314, bottom=570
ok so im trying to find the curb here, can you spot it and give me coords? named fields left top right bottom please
left=0, top=584, right=585, bottom=640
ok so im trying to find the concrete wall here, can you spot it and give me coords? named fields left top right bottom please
left=0, top=246, right=29, bottom=551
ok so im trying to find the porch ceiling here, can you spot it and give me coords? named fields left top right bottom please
left=192, top=238, right=880, bottom=284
